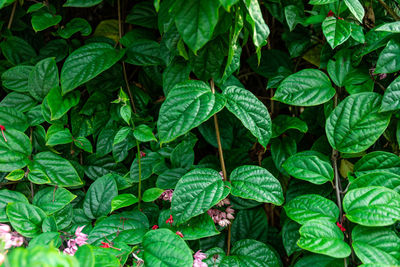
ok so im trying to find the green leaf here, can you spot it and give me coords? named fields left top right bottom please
left=273, top=69, right=335, bottom=106
left=7, top=246, right=79, bottom=266
left=219, top=0, right=238, bottom=11
left=271, top=136, right=297, bottom=175
left=6, top=169, right=25, bottom=181
left=380, top=76, right=400, bottom=112
left=125, top=40, right=163, bottom=66
left=271, top=115, right=308, bottom=138
left=344, top=0, right=364, bottom=23
left=231, top=207, right=268, bottom=244
left=142, top=188, right=164, bottom=202
left=29, top=232, right=61, bottom=248
left=28, top=58, right=59, bottom=100
left=283, top=151, right=333, bottom=184
left=375, top=38, right=400, bottom=74
left=83, top=175, right=118, bottom=219
left=343, top=186, right=400, bottom=226
left=74, top=137, right=93, bottom=153
left=158, top=211, right=219, bottom=240
left=282, top=219, right=301, bottom=256
left=6, top=202, right=46, bottom=238
left=0, top=107, right=29, bottom=132
left=58, top=18, right=92, bottom=39
left=133, top=124, right=156, bottom=142
left=0, top=129, right=31, bottom=172
left=327, top=49, right=351, bottom=87
left=157, top=80, right=225, bottom=143
left=0, top=37, right=37, bottom=65
left=111, top=194, right=138, bottom=212
left=0, top=0, right=15, bottom=9
left=309, top=0, right=337, bottom=4
left=1, top=66, right=33, bottom=92
left=219, top=239, right=281, bottom=266
left=322, top=17, right=351, bottom=49
left=33, top=187, right=76, bottom=215
left=87, top=211, right=149, bottom=245
left=156, top=168, right=187, bottom=189
left=130, top=151, right=162, bottom=182
left=46, top=128, right=73, bottom=146
left=230, top=165, right=283, bottom=205
left=113, top=127, right=132, bottom=145
left=0, top=92, right=37, bottom=112
left=354, top=151, right=400, bottom=176
left=46, top=86, right=80, bottom=120
left=243, top=0, right=270, bottom=51
left=326, top=93, right=391, bottom=153
left=349, top=172, right=400, bottom=193
left=30, top=151, right=83, bottom=187
left=63, top=0, right=102, bottom=7
left=294, top=254, right=344, bottom=267
left=223, top=85, right=271, bottom=148
left=0, top=189, right=29, bottom=222
left=31, top=9, right=62, bottom=32
left=171, top=168, right=229, bottom=224
left=173, top=0, right=221, bottom=52
left=162, top=58, right=191, bottom=96
left=142, top=228, right=193, bottom=267
left=352, top=225, right=400, bottom=265
left=376, top=22, right=400, bottom=33
left=298, top=219, right=351, bottom=258
left=284, top=194, right=339, bottom=224
left=60, top=43, right=124, bottom=94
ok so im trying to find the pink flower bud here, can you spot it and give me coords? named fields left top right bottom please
left=0, top=224, right=10, bottom=233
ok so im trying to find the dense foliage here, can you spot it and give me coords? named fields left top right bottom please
left=0, top=0, right=400, bottom=266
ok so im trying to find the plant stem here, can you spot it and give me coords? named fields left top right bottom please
left=210, top=79, right=231, bottom=255
left=117, top=0, right=137, bottom=114
left=332, top=149, right=343, bottom=221
left=7, top=1, right=17, bottom=29
left=130, top=118, right=142, bottom=210
left=377, top=0, right=400, bottom=21
left=210, top=80, right=228, bottom=181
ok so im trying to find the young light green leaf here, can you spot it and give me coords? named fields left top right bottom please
left=171, top=168, right=229, bottom=224
left=142, top=188, right=164, bottom=202
left=133, top=124, right=156, bottom=142
left=83, top=175, right=118, bottom=219
left=243, top=0, right=270, bottom=50
left=31, top=9, right=62, bottom=32
left=5, top=169, right=25, bottom=181
left=343, top=186, right=400, bottom=226
left=158, top=80, right=225, bottom=143
left=376, top=21, right=400, bottom=32
left=352, top=225, right=400, bottom=265
left=142, top=229, right=193, bottom=267
left=326, top=93, right=391, bottom=153
left=223, top=85, right=271, bottom=148
left=111, top=194, right=138, bottom=212
left=322, top=17, right=351, bottom=49
left=60, top=43, right=124, bottom=94
left=6, top=202, right=47, bottom=238
left=0, top=129, right=32, bottom=172
left=297, top=219, right=351, bottom=258
left=46, top=86, right=80, bottom=120
left=230, top=165, right=283, bottom=205
left=273, top=69, right=335, bottom=106
left=283, top=151, right=333, bottom=184
left=380, top=76, right=400, bottom=112
left=74, top=137, right=93, bottom=153
left=173, top=0, right=221, bottom=53
left=284, top=194, right=339, bottom=224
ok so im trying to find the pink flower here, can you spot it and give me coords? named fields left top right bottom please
left=74, top=226, right=88, bottom=246
left=160, top=189, right=173, bottom=202
left=166, top=215, right=173, bottom=225
left=193, top=250, right=207, bottom=267
left=218, top=219, right=231, bottom=227
left=0, top=253, right=4, bottom=266
left=0, top=224, right=10, bottom=233
left=0, top=125, right=6, bottom=142
left=175, top=231, right=183, bottom=238
left=100, top=241, right=111, bottom=248
left=152, top=225, right=159, bottom=230
left=216, top=198, right=230, bottom=207
left=219, top=171, right=224, bottom=180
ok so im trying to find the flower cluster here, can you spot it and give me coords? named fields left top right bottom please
left=160, top=189, right=173, bottom=202
left=0, top=224, right=23, bottom=249
left=207, top=198, right=234, bottom=227
left=193, top=250, right=207, bottom=267
left=63, top=226, right=88, bottom=255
